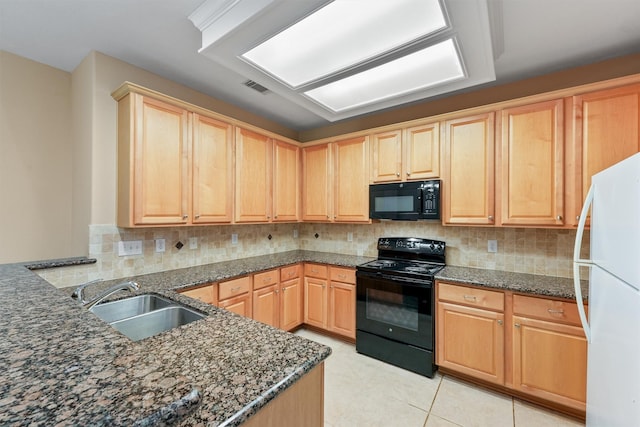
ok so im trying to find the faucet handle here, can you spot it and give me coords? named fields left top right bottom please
left=71, top=278, right=103, bottom=303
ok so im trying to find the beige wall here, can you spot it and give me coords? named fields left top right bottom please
left=0, top=51, right=74, bottom=263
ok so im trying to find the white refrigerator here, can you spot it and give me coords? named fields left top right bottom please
left=573, top=153, right=640, bottom=427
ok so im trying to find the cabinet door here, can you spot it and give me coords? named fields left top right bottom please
left=572, top=84, right=640, bottom=225
left=404, top=123, right=440, bottom=180
left=281, top=277, right=303, bottom=331
left=328, top=281, right=356, bottom=339
left=443, top=113, right=495, bottom=225
left=219, top=293, right=252, bottom=318
left=499, top=100, right=564, bottom=226
left=131, top=94, right=190, bottom=225
left=437, top=301, right=505, bottom=385
left=512, top=315, right=587, bottom=411
left=302, top=144, right=332, bottom=221
left=333, top=136, right=370, bottom=222
left=253, top=284, right=280, bottom=328
left=370, top=130, right=402, bottom=183
left=273, top=140, right=300, bottom=222
left=235, top=128, right=272, bottom=222
left=304, top=277, right=327, bottom=329
left=192, top=114, right=233, bottom=224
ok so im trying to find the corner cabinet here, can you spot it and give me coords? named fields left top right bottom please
left=442, top=113, right=496, bottom=225
left=302, top=138, right=370, bottom=223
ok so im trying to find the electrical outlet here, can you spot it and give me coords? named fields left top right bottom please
left=231, top=233, right=238, bottom=245
left=293, top=229, right=299, bottom=239
left=189, top=237, right=197, bottom=249
left=347, top=232, right=353, bottom=242
left=117, top=240, right=142, bottom=256
left=488, top=240, right=498, bottom=253
left=155, top=239, right=165, bottom=253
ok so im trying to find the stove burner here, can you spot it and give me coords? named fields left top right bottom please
left=369, top=260, right=397, bottom=268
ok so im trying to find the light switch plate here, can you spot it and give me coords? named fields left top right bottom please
left=488, top=240, right=498, bottom=253
left=189, top=237, right=197, bottom=249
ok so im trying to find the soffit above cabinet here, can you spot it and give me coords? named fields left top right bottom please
left=189, top=0, right=496, bottom=123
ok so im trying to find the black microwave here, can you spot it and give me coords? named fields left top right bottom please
left=369, top=180, right=441, bottom=220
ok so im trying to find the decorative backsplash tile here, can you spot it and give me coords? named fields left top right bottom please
left=38, top=222, right=588, bottom=288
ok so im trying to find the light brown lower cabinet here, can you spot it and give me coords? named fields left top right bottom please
left=303, top=264, right=356, bottom=339
left=436, top=281, right=587, bottom=415
left=252, top=266, right=303, bottom=331
left=218, top=276, right=252, bottom=318
left=179, top=282, right=217, bottom=305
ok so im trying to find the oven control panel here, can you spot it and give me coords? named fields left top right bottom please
left=378, top=237, right=445, bottom=256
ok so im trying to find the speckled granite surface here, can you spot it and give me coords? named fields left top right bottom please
left=1, top=249, right=586, bottom=426
left=436, top=265, right=589, bottom=300
left=22, top=256, right=96, bottom=270
left=0, top=251, right=342, bottom=426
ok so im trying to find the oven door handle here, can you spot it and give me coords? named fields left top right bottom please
left=356, top=271, right=432, bottom=287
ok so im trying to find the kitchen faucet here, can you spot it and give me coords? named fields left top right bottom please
left=72, top=279, right=140, bottom=309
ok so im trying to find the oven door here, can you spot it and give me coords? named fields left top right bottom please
left=356, top=271, right=434, bottom=350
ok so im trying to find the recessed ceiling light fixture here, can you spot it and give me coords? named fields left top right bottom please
left=241, top=0, right=448, bottom=88
left=304, top=38, right=465, bottom=113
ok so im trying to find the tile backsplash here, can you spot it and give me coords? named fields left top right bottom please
left=38, top=222, right=588, bottom=288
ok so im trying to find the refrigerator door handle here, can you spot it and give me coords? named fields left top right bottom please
left=573, top=184, right=594, bottom=343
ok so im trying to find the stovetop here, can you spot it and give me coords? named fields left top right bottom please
left=357, top=237, right=446, bottom=279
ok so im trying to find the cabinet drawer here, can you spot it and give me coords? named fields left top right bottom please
left=253, top=269, right=279, bottom=290
left=280, top=264, right=301, bottom=281
left=304, top=263, right=328, bottom=279
left=438, top=282, right=504, bottom=311
left=180, top=283, right=217, bottom=305
left=329, top=266, right=355, bottom=284
left=513, top=294, right=585, bottom=326
left=219, top=276, right=251, bottom=300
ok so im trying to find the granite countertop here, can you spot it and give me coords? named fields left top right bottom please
left=1, top=250, right=372, bottom=426
left=1, top=249, right=585, bottom=425
left=436, top=265, right=589, bottom=300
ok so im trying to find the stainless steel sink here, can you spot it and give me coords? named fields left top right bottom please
left=89, top=294, right=175, bottom=323
left=88, top=294, right=206, bottom=341
left=109, top=306, right=205, bottom=341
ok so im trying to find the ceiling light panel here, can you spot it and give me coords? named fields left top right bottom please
left=304, top=38, right=464, bottom=113
left=241, top=0, right=447, bottom=88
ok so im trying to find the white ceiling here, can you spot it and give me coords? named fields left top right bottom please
left=1, top=0, right=639, bottom=131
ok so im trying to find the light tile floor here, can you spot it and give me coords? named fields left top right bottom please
left=295, top=329, right=585, bottom=427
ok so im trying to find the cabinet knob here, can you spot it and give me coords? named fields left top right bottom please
left=576, top=215, right=580, bottom=221
left=396, top=172, right=400, bottom=177
left=406, top=172, right=411, bottom=176
left=497, top=320, right=503, bottom=326
left=488, top=216, right=494, bottom=221
left=275, top=290, right=279, bottom=294
left=182, top=215, right=188, bottom=220
left=195, top=214, right=200, bottom=219
left=515, top=323, right=521, bottom=328
left=334, top=215, right=337, bottom=219
left=267, top=215, right=270, bottom=219
left=282, top=287, right=286, bottom=292
left=556, top=215, right=563, bottom=221
left=274, top=215, right=278, bottom=219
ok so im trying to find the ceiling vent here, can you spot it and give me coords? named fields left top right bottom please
left=243, top=79, right=269, bottom=94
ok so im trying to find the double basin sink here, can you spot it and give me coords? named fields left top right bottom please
left=90, top=294, right=206, bottom=341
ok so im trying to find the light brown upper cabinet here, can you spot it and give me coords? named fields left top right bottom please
left=302, top=143, right=332, bottom=221
left=370, top=123, right=439, bottom=183
left=443, top=112, right=496, bottom=225
left=235, top=127, right=272, bottom=223
left=192, top=113, right=234, bottom=224
left=273, top=140, right=300, bottom=222
left=333, top=136, right=370, bottom=222
left=570, top=84, right=640, bottom=226
left=498, top=99, right=564, bottom=227
left=115, top=91, right=235, bottom=227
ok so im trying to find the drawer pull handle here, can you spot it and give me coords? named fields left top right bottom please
left=338, top=274, right=346, bottom=279
left=547, top=309, right=565, bottom=314
left=463, top=295, right=477, bottom=301
left=312, top=269, right=318, bottom=273
left=263, top=277, right=271, bottom=283
left=231, top=286, right=241, bottom=292
left=288, top=272, right=295, bottom=277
